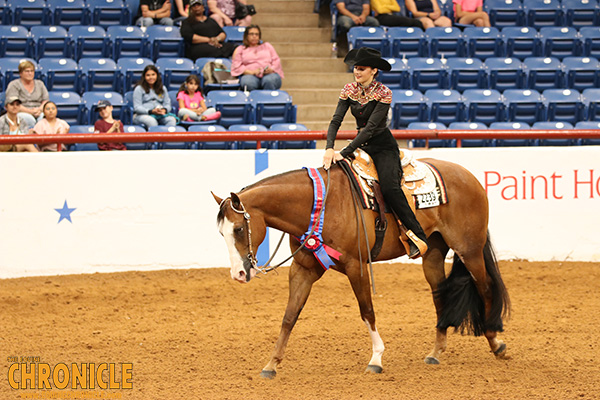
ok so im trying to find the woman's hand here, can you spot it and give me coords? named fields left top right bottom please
left=322, top=148, right=343, bottom=170
left=263, top=66, right=274, bottom=75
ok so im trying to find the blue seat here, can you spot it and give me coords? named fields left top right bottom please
left=88, top=0, right=131, bottom=28
left=69, top=125, right=95, bottom=133
left=463, top=89, right=505, bottom=125
left=543, top=88, right=585, bottom=124
left=347, top=26, right=389, bottom=56
left=485, top=57, right=526, bottom=90
left=0, top=57, right=37, bottom=91
left=425, top=89, right=466, bottom=125
left=583, top=88, right=600, bottom=121
left=82, top=91, right=126, bottom=125
left=117, top=57, right=154, bottom=93
left=228, top=124, right=271, bottom=149
left=524, top=0, right=564, bottom=29
left=107, top=25, right=147, bottom=59
left=30, top=26, right=72, bottom=60
left=0, top=0, right=8, bottom=24
left=249, top=90, right=296, bottom=127
left=146, top=25, right=185, bottom=60
left=379, top=58, right=409, bottom=90
left=269, top=123, right=315, bottom=149
left=504, top=89, right=545, bottom=124
left=490, top=121, right=535, bottom=146
left=407, top=121, right=452, bottom=148
left=387, top=27, right=427, bottom=58
left=532, top=121, right=576, bottom=145
left=539, top=27, right=582, bottom=59
left=155, top=57, right=197, bottom=92
left=206, top=90, right=253, bottom=128
left=187, top=124, right=235, bottom=150
left=484, top=0, right=526, bottom=28
left=0, top=25, right=33, bottom=58
left=69, top=25, right=111, bottom=61
left=562, top=57, right=600, bottom=91
left=463, top=27, right=504, bottom=60
left=523, top=57, right=564, bottom=91
left=222, top=26, right=246, bottom=46
left=407, top=57, right=448, bottom=91
left=391, top=89, right=427, bottom=128
left=563, top=0, right=600, bottom=28
left=446, top=57, right=487, bottom=91
left=70, top=143, right=100, bottom=151
left=8, top=0, right=51, bottom=27
left=194, top=57, right=239, bottom=93
left=581, top=27, right=600, bottom=59
left=448, top=122, right=492, bottom=147
left=121, top=125, right=154, bottom=150
left=502, top=26, right=543, bottom=60
left=149, top=126, right=194, bottom=150
left=48, top=91, right=83, bottom=125
left=426, top=27, right=465, bottom=58
left=48, top=0, right=89, bottom=26
left=79, top=58, right=119, bottom=92
left=39, top=58, right=81, bottom=93
left=574, top=121, right=600, bottom=145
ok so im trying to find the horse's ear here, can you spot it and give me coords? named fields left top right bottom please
left=211, top=191, right=223, bottom=205
left=230, top=192, right=242, bottom=211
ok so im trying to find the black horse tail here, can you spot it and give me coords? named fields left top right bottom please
left=434, top=231, right=511, bottom=336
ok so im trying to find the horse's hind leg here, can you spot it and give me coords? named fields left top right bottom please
left=261, top=259, right=324, bottom=379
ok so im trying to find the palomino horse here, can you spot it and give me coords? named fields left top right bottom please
left=213, top=158, right=510, bottom=378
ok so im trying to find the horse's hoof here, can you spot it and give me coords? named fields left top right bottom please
left=424, top=356, right=440, bottom=365
left=260, top=370, right=276, bottom=379
left=493, top=343, right=507, bottom=359
left=366, top=365, right=383, bottom=374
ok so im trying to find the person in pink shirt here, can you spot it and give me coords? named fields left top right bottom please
left=176, top=74, right=221, bottom=122
left=453, top=0, right=490, bottom=26
left=31, top=101, right=70, bottom=151
left=231, top=25, right=285, bottom=91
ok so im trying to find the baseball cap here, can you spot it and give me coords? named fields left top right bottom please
left=189, top=0, right=202, bottom=6
left=95, top=99, right=112, bottom=109
left=6, top=96, right=21, bottom=105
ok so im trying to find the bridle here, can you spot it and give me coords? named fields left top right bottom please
left=225, top=198, right=259, bottom=272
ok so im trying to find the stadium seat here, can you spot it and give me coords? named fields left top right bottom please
left=79, top=58, right=119, bottom=92
left=107, top=26, right=147, bottom=60
left=195, top=57, right=239, bottom=93
left=543, top=88, right=586, bottom=124
left=121, top=125, right=154, bottom=150
left=574, top=121, right=600, bottom=145
left=48, top=91, right=83, bottom=125
left=0, top=57, right=37, bottom=91
left=503, top=89, right=545, bottom=125
left=446, top=57, right=487, bottom=91
left=30, top=26, right=72, bottom=60
left=562, top=57, right=600, bottom=91
left=228, top=124, right=271, bottom=149
left=485, top=57, right=526, bottom=91
left=463, top=89, right=505, bottom=125
left=0, top=0, right=8, bottom=25
left=70, top=143, right=100, bottom=151
left=8, top=0, right=51, bottom=27
left=425, top=89, right=466, bottom=125
left=448, top=122, right=492, bottom=147
left=69, top=125, right=95, bottom=133
left=524, top=0, right=564, bottom=29
left=0, top=25, right=33, bottom=58
left=532, top=121, right=576, bottom=146
left=378, top=58, right=409, bottom=90
left=222, top=26, right=246, bottom=46
left=206, top=90, right=253, bottom=128
left=502, top=26, right=543, bottom=60
left=387, top=27, right=427, bottom=58
left=39, top=58, right=81, bottom=93
left=146, top=25, right=185, bottom=60
left=463, top=27, right=504, bottom=60
left=539, top=27, right=582, bottom=59
left=347, top=26, right=388, bottom=56
left=407, top=57, right=448, bottom=91
left=82, top=91, right=127, bottom=125
left=426, top=27, right=465, bottom=59
left=583, top=88, right=600, bottom=121
left=249, top=90, right=296, bottom=127
left=155, top=57, right=197, bottom=92
left=580, top=27, right=600, bottom=59
left=187, top=124, right=236, bottom=150
left=391, top=89, right=427, bottom=128
left=149, top=126, right=194, bottom=150
left=69, top=25, right=111, bottom=61
left=117, top=57, right=154, bottom=93
left=490, top=121, right=535, bottom=146
left=484, top=0, right=526, bottom=28
left=523, top=57, right=565, bottom=91
left=88, top=0, right=131, bottom=28
left=406, top=121, right=452, bottom=148
left=48, top=0, right=89, bottom=27
left=269, top=123, right=315, bottom=149
left=563, top=0, right=600, bottom=28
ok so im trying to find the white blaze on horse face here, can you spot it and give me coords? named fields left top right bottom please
left=364, top=320, right=385, bottom=369
left=220, top=216, right=248, bottom=282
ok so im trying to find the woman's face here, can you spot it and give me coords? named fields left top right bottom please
left=186, top=80, right=199, bottom=93
left=20, top=67, right=35, bottom=83
left=145, top=69, right=158, bottom=86
left=247, top=28, right=260, bottom=46
left=353, top=65, right=377, bottom=86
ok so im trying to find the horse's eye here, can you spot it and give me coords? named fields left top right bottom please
left=234, top=226, right=244, bottom=235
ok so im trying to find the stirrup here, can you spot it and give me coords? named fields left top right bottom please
left=406, top=230, right=428, bottom=259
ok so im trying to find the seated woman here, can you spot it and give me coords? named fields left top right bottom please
left=371, top=0, right=423, bottom=29
left=231, top=25, right=284, bottom=91
left=180, top=0, right=238, bottom=61
left=132, top=65, right=177, bottom=128
left=5, top=60, right=49, bottom=130
left=453, top=0, right=490, bottom=26
left=208, top=0, right=252, bottom=28
left=405, top=0, right=452, bottom=29
left=31, top=101, right=70, bottom=152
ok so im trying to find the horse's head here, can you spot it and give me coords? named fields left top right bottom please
left=213, top=191, right=265, bottom=283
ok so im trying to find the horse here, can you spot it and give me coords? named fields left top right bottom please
left=213, top=157, right=510, bottom=378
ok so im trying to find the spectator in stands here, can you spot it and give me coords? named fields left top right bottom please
left=231, top=25, right=284, bottom=91
left=371, top=0, right=424, bottom=29
left=136, top=0, right=175, bottom=27
left=177, top=74, right=222, bottom=122
left=133, top=65, right=178, bottom=128
left=405, top=0, right=452, bottom=29
left=208, top=0, right=252, bottom=28
left=335, top=0, right=380, bottom=56
left=453, top=0, right=490, bottom=27
left=0, top=97, right=38, bottom=152
left=180, top=0, right=238, bottom=61
left=31, top=101, right=70, bottom=152
left=93, top=100, right=127, bottom=151
left=173, top=0, right=190, bottom=24
left=5, top=60, right=49, bottom=130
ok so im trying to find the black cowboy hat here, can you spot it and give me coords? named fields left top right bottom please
left=344, top=47, right=391, bottom=71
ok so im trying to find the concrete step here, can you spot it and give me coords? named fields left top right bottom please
left=281, top=57, right=348, bottom=72
left=296, top=104, right=338, bottom=120
left=262, top=27, right=330, bottom=43
left=283, top=72, right=353, bottom=89
left=252, top=0, right=314, bottom=13
left=285, top=88, right=342, bottom=104
left=252, top=13, right=319, bottom=27
left=273, top=42, right=334, bottom=57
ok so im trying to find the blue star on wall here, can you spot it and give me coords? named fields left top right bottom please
left=55, top=200, right=76, bottom=224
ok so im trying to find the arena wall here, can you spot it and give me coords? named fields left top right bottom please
left=1, top=147, right=598, bottom=278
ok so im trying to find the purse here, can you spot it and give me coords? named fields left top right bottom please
left=234, top=1, right=256, bottom=19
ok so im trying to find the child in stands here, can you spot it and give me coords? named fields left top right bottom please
left=93, top=100, right=127, bottom=151
left=176, top=74, right=221, bottom=122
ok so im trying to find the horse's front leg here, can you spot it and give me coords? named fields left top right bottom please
left=260, top=260, right=323, bottom=379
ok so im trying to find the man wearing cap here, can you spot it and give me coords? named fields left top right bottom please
left=93, top=100, right=127, bottom=151
left=0, top=96, right=38, bottom=152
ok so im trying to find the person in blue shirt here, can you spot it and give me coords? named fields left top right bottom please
left=132, top=65, right=177, bottom=128
left=335, top=0, right=380, bottom=56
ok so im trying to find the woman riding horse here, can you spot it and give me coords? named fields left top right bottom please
left=322, top=47, right=428, bottom=258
